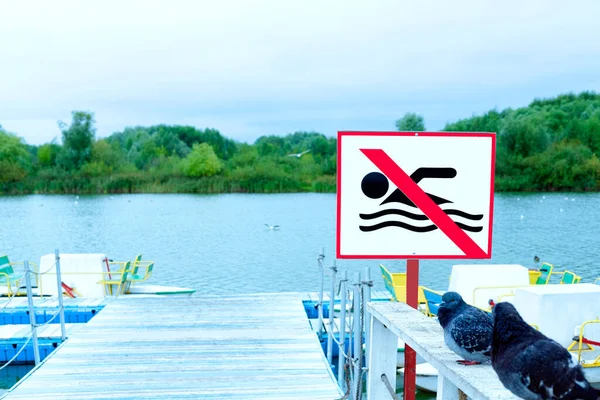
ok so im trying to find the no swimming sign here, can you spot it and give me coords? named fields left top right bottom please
left=336, top=131, right=496, bottom=259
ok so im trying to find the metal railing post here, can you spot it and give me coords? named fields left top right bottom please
left=317, top=248, right=325, bottom=339
left=362, top=266, right=372, bottom=373
left=347, top=288, right=353, bottom=373
left=24, top=261, right=40, bottom=365
left=362, top=267, right=373, bottom=398
left=337, top=270, right=348, bottom=390
left=352, top=271, right=362, bottom=400
left=55, top=249, right=67, bottom=341
left=326, top=260, right=337, bottom=365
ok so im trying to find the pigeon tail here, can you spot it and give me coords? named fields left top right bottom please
left=492, top=302, right=598, bottom=400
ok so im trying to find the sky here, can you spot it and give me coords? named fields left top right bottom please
left=1, top=0, right=599, bottom=145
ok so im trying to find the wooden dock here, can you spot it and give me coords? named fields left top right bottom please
left=2, top=293, right=342, bottom=399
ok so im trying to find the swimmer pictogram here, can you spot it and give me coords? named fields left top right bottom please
left=359, top=148, right=487, bottom=258
left=359, top=167, right=483, bottom=233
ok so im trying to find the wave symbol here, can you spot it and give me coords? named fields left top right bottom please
left=359, top=208, right=483, bottom=233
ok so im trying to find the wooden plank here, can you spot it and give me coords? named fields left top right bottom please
left=0, top=324, right=76, bottom=341
left=0, top=325, right=25, bottom=340
left=73, top=298, right=101, bottom=307
left=4, top=294, right=342, bottom=399
left=368, top=302, right=518, bottom=400
left=372, top=290, right=393, bottom=300
left=0, top=297, right=105, bottom=310
left=38, top=300, right=58, bottom=308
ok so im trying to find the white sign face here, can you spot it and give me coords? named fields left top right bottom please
left=336, top=131, right=496, bottom=259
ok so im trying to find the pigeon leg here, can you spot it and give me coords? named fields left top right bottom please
left=456, top=360, right=481, bottom=366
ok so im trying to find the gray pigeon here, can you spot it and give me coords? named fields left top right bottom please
left=437, top=291, right=493, bottom=365
left=491, top=302, right=598, bottom=400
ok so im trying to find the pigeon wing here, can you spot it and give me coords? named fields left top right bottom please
left=511, top=339, right=595, bottom=400
left=450, top=310, right=493, bottom=355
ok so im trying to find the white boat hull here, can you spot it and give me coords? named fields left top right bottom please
left=37, top=253, right=196, bottom=298
left=397, top=339, right=426, bottom=368
left=399, top=363, right=439, bottom=393
left=127, top=284, right=195, bottom=297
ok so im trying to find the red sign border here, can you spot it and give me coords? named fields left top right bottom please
left=336, top=131, right=496, bottom=259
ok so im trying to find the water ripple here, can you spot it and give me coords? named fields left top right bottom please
left=0, top=192, right=598, bottom=294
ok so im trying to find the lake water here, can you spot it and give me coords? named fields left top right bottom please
left=0, top=192, right=598, bottom=293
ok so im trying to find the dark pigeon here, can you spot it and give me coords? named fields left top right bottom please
left=491, top=302, right=598, bottom=400
left=437, top=291, right=493, bottom=365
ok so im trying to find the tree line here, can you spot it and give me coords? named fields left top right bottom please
left=0, top=112, right=337, bottom=194
left=1, top=91, right=599, bottom=194
left=443, top=91, right=600, bottom=191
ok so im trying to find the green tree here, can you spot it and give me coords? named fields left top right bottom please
left=183, top=143, right=223, bottom=177
left=0, top=130, right=28, bottom=163
left=37, top=140, right=61, bottom=168
left=91, top=139, right=126, bottom=169
left=395, top=112, right=425, bottom=131
left=256, top=136, right=286, bottom=157
left=153, top=126, right=190, bottom=158
left=58, top=111, right=96, bottom=170
left=445, top=91, right=600, bottom=191
left=228, top=144, right=259, bottom=168
left=501, top=115, right=550, bottom=157
left=0, top=130, right=30, bottom=183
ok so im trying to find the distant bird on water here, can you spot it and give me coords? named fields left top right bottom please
left=264, top=223, right=280, bottom=230
left=437, top=291, right=493, bottom=365
left=491, top=302, right=598, bottom=400
left=287, top=149, right=311, bottom=158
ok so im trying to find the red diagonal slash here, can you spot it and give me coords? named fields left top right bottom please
left=361, top=148, right=487, bottom=258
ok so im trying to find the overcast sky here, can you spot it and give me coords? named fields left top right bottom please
left=1, top=0, right=599, bottom=145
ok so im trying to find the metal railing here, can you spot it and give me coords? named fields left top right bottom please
left=567, top=319, right=600, bottom=367
left=315, top=250, right=373, bottom=400
left=0, top=249, right=68, bottom=369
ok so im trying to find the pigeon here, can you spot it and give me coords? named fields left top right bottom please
left=491, top=302, right=598, bottom=400
left=437, top=291, right=493, bottom=365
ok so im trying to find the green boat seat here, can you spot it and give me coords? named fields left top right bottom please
left=98, top=261, right=130, bottom=296
left=129, top=255, right=142, bottom=277
left=0, top=255, right=15, bottom=294
left=129, top=262, right=154, bottom=283
left=0, top=255, right=15, bottom=284
left=560, top=270, right=581, bottom=284
left=535, top=262, right=554, bottom=285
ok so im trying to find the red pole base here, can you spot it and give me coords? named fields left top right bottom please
left=404, top=259, right=419, bottom=400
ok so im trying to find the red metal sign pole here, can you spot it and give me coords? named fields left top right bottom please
left=403, top=259, right=419, bottom=400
